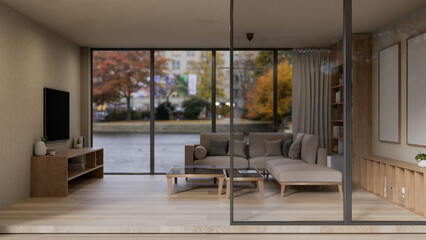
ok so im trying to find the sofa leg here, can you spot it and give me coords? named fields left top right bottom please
left=281, top=185, right=285, bottom=198
left=338, top=184, right=343, bottom=198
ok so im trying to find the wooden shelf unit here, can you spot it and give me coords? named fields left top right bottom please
left=31, top=147, right=104, bottom=197
left=359, top=156, right=426, bottom=217
left=329, top=34, right=372, bottom=173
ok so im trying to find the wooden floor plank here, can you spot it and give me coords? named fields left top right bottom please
left=0, top=175, right=425, bottom=233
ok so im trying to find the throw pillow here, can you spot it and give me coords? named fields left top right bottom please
left=288, top=141, right=302, bottom=159
left=209, top=139, right=229, bottom=156
left=264, top=139, right=282, bottom=156
left=194, top=146, right=207, bottom=159
left=227, top=140, right=247, bottom=158
left=282, top=139, right=293, bottom=157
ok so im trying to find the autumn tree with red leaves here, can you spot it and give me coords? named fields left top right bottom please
left=93, top=51, right=169, bottom=120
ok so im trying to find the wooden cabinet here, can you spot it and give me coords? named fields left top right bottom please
left=31, top=148, right=104, bottom=197
left=360, top=156, right=426, bottom=217
left=330, top=34, right=372, bottom=187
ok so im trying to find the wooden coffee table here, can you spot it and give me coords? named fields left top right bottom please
left=166, top=166, right=225, bottom=196
left=224, top=168, right=264, bottom=200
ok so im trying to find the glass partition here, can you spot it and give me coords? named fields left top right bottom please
left=351, top=0, right=426, bottom=222
left=231, top=0, right=344, bottom=222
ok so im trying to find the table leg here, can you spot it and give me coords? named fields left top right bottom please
left=218, top=177, right=224, bottom=195
left=167, top=177, right=172, bottom=196
left=174, top=177, right=178, bottom=184
left=252, top=181, right=257, bottom=188
left=226, top=180, right=230, bottom=199
left=258, top=181, right=264, bottom=200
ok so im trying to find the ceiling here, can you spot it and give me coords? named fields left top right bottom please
left=1, top=0, right=425, bottom=48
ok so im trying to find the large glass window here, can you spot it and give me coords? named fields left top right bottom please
left=92, top=50, right=151, bottom=173
left=154, top=51, right=212, bottom=172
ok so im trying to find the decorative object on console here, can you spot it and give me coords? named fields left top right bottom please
left=415, top=152, right=426, bottom=167
left=46, top=149, right=56, bottom=155
left=73, top=136, right=84, bottom=149
left=34, top=126, right=47, bottom=156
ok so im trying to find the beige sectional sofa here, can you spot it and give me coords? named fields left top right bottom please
left=185, top=132, right=342, bottom=197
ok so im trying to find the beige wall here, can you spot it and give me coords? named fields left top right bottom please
left=0, top=3, right=81, bottom=209
left=371, top=7, right=426, bottom=163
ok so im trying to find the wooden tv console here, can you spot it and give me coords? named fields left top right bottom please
left=31, top=147, right=104, bottom=197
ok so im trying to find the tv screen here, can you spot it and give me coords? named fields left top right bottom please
left=44, top=88, right=70, bottom=142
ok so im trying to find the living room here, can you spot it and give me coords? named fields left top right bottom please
left=1, top=0, right=426, bottom=239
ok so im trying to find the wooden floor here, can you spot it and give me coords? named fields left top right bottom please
left=0, top=175, right=425, bottom=234
left=2, top=234, right=426, bottom=240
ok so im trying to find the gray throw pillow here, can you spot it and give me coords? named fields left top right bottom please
left=282, top=139, right=293, bottom=157
left=209, top=139, right=229, bottom=156
left=288, top=141, right=302, bottom=159
left=227, top=140, right=247, bottom=158
left=194, top=146, right=207, bottom=159
left=264, top=139, right=282, bottom=156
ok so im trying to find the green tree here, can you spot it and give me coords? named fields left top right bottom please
left=187, top=52, right=227, bottom=100
left=182, top=96, right=210, bottom=119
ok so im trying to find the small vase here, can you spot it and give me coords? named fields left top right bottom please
left=418, top=160, right=426, bottom=168
left=34, top=141, right=47, bottom=156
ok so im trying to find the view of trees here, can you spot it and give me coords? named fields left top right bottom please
left=245, top=59, right=292, bottom=121
left=187, top=51, right=227, bottom=101
left=93, top=50, right=292, bottom=123
left=93, top=51, right=169, bottom=120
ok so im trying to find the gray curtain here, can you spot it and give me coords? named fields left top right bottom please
left=292, top=49, right=330, bottom=149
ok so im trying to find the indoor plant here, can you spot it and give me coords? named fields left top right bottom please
left=34, top=126, right=47, bottom=156
left=415, top=152, right=426, bottom=167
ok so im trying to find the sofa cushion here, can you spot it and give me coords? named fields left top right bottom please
left=194, top=146, right=207, bottom=159
left=282, top=139, right=293, bottom=157
left=268, top=163, right=342, bottom=183
left=288, top=141, right=302, bottom=159
left=249, top=156, right=286, bottom=169
left=194, top=156, right=248, bottom=168
left=294, top=133, right=305, bottom=143
left=200, top=133, right=244, bottom=152
left=248, top=133, right=293, bottom=158
left=265, top=158, right=304, bottom=170
left=227, top=140, right=247, bottom=158
left=264, top=139, right=282, bottom=156
left=209, top=139, right=228, bottom=156
left=300, top=134, right=319, bottom=164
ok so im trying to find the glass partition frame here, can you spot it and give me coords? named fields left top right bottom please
left=90, top=0, right=426, bottom=225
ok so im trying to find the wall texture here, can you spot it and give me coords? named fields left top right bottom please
left=0, top=3, right=81, bottom=209
left=371, top=7, right=426, bottom=163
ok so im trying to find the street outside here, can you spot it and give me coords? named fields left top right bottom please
left=93, top=132, right=199, bottom=173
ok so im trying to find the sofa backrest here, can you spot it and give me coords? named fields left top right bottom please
left=200, top=133, right=244, bottom=153
left=248, top=132, right=293, bottom=158
left=300, top=134, right=319, bottom=164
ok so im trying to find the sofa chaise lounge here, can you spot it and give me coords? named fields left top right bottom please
left=185, top=132, right=342, bottom=197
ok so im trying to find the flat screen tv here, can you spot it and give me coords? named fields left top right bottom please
left=44, top=88, right=70, bottom=142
